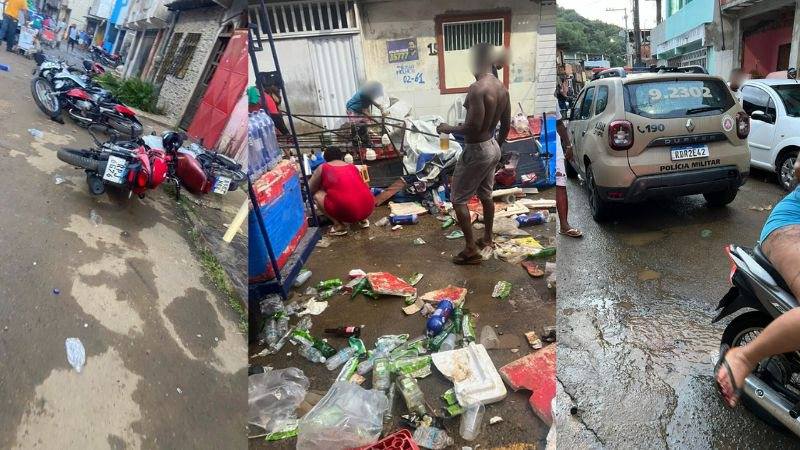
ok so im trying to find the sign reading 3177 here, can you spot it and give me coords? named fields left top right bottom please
left=387, top=38, right=419, bottom=63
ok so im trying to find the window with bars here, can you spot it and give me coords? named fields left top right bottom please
left=443, top=20, right=504, bottom=52
left=169, top=33, right=201, bottom=80
left=436, top=13, right=510, bottom=94
left=154, top=32, right=183, bottom=84
left=249, top=0, right=359, bottom=37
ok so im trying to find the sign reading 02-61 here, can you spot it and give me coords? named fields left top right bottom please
left=387, top=38, right=419, bottom=63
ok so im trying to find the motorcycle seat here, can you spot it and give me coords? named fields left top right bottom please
left=753, top=244, right=792, bottom=294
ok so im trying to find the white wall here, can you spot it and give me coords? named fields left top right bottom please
left=67, top=0, right=94, bottom=30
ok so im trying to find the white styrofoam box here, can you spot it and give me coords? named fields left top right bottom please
left=431, top=343, right=507, bottom=406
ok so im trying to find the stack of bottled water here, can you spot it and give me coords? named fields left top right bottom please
left=248, top=109, right=283, bottom=176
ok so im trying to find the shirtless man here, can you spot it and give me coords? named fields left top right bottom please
left=716, top=160, right=800, bottom=408
left=437, top=43, right=510, bottom=265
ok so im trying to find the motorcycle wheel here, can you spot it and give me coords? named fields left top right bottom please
left=720, top=311, right=794, bottom=433
left=57, top=148, right=106, bottom=172
left=106, top=116, right=144, bottom=138
left=31, top=78, right=60, bottom=118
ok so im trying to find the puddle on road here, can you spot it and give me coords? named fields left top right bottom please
left=622, top=230, right=667, bottom=246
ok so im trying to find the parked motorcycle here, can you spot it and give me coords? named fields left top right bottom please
left=153, top=132, right=246, bottom=198
left=31, top=57, right=143, bottom=137
left=57, top=125, right=168, bottom=198
left=89, top=45, right=122, bottom=68
left=713, top=244, right=800, bottom=435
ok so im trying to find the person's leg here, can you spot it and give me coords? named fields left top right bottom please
left=716, top=225, right=800, bottom=407
left=450, top=144, right=484, bottom=263
left=476, top=139, right=502, bottom=248
left=6, top=19, right=16, bottom=52
left=479, top=196, right=495, bottom=246
left=0, top=18, right=8, bottom=48
left=555, top=145, right=580, bottom=236
left=454, top=202, right=478, bottom=254
left=313, top=190, right=345, bottom=233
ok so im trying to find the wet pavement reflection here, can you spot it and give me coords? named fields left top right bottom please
left=555, top=173, right=800, bottom=448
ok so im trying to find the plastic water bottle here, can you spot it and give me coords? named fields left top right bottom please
left=516, top=211, right=552, bottom=227
left=390, top=214, right=419, bottom=225
left=298, top=344, right=327, bottom=363
left=263, top=318, right=278, bottom=346
left=413, top=426, right=453, bottom=449
left=459, top=403, right=486, bottom=441
left=276, top=313, right=289, bottom=337
left=426, top=300, right=454, bottom=336
left=325, top=346, right=357, bottom=371
left=397, top=374, right=427, bottom=415
left=372, top=358, right=391, bottom=391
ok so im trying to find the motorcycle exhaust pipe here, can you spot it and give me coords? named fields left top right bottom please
left=742, top=374, right=800, bottom=434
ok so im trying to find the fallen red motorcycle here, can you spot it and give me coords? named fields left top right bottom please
left=57, top=125, right=168, bottom=198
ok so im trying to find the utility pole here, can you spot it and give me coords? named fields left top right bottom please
left=656, top=0, right=662, bottom=24
left=633, top=0, right=642, bottom=66
left=606, top=7, right=629, bottom=66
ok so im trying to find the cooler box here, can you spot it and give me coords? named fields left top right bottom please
left=249, top=160, right=308, bottom=282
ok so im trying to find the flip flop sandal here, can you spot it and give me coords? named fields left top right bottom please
left=521, top=261, right=545, bottom=277
left=714, top=345, right=743, bottom=409
left=559, top=228, right=584, bottom=238
left=328, top=228, right=348, bottom=236
left=453, top=251, right=482, bottom=265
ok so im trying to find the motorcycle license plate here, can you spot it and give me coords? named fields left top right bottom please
left=213, top=176, right=232, bottom=194
left=103, top=155, right=128, bottom=184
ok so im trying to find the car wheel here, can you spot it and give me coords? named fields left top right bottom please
left=586, top=164, right=612, bottom=222
left=703, top=187, right=738, bottom=207
left=776, top=150, right=798, bottom=192
left=565, top=158, right=578, bottom=179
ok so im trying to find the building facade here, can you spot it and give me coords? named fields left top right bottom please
left=651, top=0, right=731, bottom=73
left=251, top=0, right=556, bottom=131
left=721, top=0, right=800, bottom=78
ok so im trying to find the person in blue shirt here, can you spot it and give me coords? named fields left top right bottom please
left=716, top=160, right=800, bottom=409
left=345, top=81, right=385, bottom=121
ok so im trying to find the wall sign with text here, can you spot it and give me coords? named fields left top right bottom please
left=387, top=38, right=419, bottom=63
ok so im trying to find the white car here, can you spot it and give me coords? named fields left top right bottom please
left=737, top=79, right=800, bottom=190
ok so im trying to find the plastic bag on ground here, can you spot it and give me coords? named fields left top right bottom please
left=296, top=381, right=389, bottom=450
left=248, top=368, right=309, bottom=437
left=65, top=337, right=86, bottom=372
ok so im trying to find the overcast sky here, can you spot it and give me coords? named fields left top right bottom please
left=559, top=0, right=660, bottom=30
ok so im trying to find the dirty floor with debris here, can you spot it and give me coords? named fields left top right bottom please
left=0, top=50, right=246, bottom=448
left=250, top=192, right=557, bottom=449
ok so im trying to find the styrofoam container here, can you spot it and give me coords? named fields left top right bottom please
left=431, top=343, right=507, bottom=405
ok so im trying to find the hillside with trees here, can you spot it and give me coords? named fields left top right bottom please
left=557, top=7, right=627, bottom=67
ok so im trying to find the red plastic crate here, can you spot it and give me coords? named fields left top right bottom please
left=350, top=429, right=419, bottom=450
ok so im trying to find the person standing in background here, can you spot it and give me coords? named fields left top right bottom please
left=0, top=0, right=28, bottom=52
left=554, top=94, right=583, bottom=238
left=67, top=25, right=78, bottom=52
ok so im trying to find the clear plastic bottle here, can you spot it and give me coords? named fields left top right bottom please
left=412, top=425, right=453, bottom=450
left=298, top=344, right=327, bottom=364
left=439, top=333, right=457, bottom=352
left=276, top=313, right=289, bottom=337
left=396, top=374, right=426, bottom=415
left=372, top=358, right=391, bottom=391
left=325, top=346, right=357, bottom=371
left=263, top=318, right=278, bottom=346
left=383, top=383, right=396, bottom=423
left=459, top=403, right=486, bottom=441
left=357, top=335, right=408, bottom=375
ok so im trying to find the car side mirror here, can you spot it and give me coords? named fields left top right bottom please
left=751, top=110, right=774, bottom=124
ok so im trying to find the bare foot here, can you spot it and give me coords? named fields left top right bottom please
left=716, top=346, right=756, bottom=408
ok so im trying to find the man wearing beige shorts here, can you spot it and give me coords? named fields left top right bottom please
left=437, top=43, right=510, bottom=265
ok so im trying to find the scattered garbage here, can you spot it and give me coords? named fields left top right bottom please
left=65, top=337, right=86, bottom=373
left=0, top=64, right=9, bottom=72
left=367, top=272, right=416, bottom=297
left=317, top=237, right=332, bottom=248
left=521, top=261, right=544, bottom=277
left=349, top=269, right=367, bottom=278
left=325, top=326, right=361, bottom=338
left=489, top=415, right=503, bottom=425
left=480, top=326, right=500, bottom=349
left=492, top=281, right=512, bottom=300
left=442, top=217, right=456, bottom=229
left=296, top=382, right=388, bottom=450
left=293, top=269, right=312, bottom=287
left=525, top=331, right=543, bottom=349
left=426, top=300, right=454, bottom=336
left=249, top=368, right=309, bottom=439
left=750, top=204, right=773, bottom=212
left=391, top=214, right=419, bottom=226
left=28, top=128, right=44, bottom=139
left=413, top=425, right=454, bottom=449
left=413, top=238, right=426, bottom=245
left=296, top=298, right=329, bottom=316
left=432, top=343, right=507, bottom=404
left=408, top=273, right=424, bottom=286
left=375, top=217, right=390, bottom=227
left=53, top=174, right=65, bottom=185
left=495, top=237, right=543, bottom=264
left=89, top=209, right=103, bottom=226
left=420, top=287, right=467, bottom=306
left=543, top=326, right=557, bottom=342
left=52, top=288, right=60, bottom=295
left=459, top=402, right=485, bottom=441
left=392, top=224, right=404, bottom=231
left=701, top=229, right=712, bottom=238
left=516, top=211, right=552, bottom=226
left=357, top=429, right=417, bottom=450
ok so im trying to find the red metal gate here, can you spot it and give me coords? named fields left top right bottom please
left=187, top=29, right=248, bottom=149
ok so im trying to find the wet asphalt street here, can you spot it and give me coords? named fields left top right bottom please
left=556, top=171, right=800, bottom=449
left=0, top=49, right=247, bottom=448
